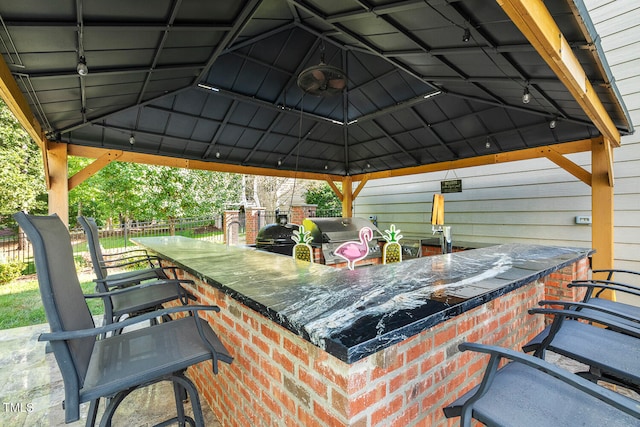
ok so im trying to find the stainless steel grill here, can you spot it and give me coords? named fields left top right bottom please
left=301, top=217, right=382, bottom=265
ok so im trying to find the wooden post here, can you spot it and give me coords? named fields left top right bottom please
left=591, top=138, right=615, bottom=300
left=341, top=176, right=353, bottom=218
left=47, top=142, right=69, bottom=226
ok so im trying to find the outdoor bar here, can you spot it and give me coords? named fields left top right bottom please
left=0, top=0, right=637, bottom=425
left=133, top=236, right=591, bottom=426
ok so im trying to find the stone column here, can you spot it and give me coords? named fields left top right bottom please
left=224, top=210, right=240, bottom=245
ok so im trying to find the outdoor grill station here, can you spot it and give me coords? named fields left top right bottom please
left=0, top=0, right=635, bottom=426
left=255, top=195, right=456, bottom=267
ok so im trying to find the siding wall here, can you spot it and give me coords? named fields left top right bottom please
left=355, top=0, right=640, bottom=297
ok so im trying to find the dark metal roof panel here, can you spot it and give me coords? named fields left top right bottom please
left=0, top=0, right=632, bottom=176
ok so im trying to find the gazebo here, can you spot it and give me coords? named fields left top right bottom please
left=0, top=0, right=632, bottom=276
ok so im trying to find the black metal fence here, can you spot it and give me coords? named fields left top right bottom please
left=1, top=215, right=240, bottom=275
left=259, top=208, right=342, bottom=225
left=1, top=209, right=344, bottom=277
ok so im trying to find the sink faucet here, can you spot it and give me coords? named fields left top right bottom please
left=432, top=225, right=452, bottom=254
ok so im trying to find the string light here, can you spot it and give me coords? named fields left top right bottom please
left=462, top=28, right=470, bottom=42
left=76, top=57, right=88, bottom=76
left=522, top=86, right=531, bottom=104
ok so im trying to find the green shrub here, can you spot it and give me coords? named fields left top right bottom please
left=0, top=260, right=26, bottom=285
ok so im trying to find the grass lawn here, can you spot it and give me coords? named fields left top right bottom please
left=0, top=270, right=104, bottom=330
left=71, top=230, right=223, bottom=253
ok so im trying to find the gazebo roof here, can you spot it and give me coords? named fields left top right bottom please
left=0, top=0, right=631, bottom=179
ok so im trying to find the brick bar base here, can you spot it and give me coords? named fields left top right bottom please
left=169, top=257, right=589, bottom=426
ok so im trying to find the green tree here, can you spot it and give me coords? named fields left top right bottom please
left=0, top=100, right=46, bottom=226
left=69, top=158, right=150, bottom=227
left=69, top=159, right=242, bottom=229
left=144, top=166, right=242, bottom=233
left=304, top=181, right=342, bottom=216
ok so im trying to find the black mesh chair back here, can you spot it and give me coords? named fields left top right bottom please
left=14, top=213, right=96, bottom=384
left=78, top=215, right=171, bottom=291
left=15, top=212, right=232, bottom=425
left=77, top=216, right=110, bottom=280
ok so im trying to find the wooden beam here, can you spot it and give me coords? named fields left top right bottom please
left=604, top=138, right=614, bottom=187
left=46, top=142, right=69, bottom=226
left=67, top=144, right=341, bottom=181
left=0, top=56, right=44, bottom=148
left=352, top=174, right=370, bottom=199
left=68, top=150, right=123, bottom=190
left=351, top=138, right=596, bottom=181
left=325, top=178, right=344, bottom=202
left=496, top=0, right=620, bottom=146
left=591, top=137, right=615, bottom=300
left=0, top=54, right=51, bottom=187
left=543, top=148, right=591, bottom=186
left=342, top=176, right=353, bottom=218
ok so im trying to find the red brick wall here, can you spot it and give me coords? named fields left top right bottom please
left=541, top=257, right=589, bottom=324
left=168, top=257, right=589, bottom=426
left=291, top=204, right=317, bottom=226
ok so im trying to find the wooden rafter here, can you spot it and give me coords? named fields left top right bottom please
left=68, top=150, right=123, bottom=190
left=496, top=0, right=620, bottom=147
left=543, top=148, right=591, bottom=186
left=325, top=178, right=344, bottom=202
left=0, top=55, right=51, bottom=187
left=352, top=174, right=370, bottom=200
left=351, top=138, right=596, bottom=182
left=67, top=144, right=339, bottom=181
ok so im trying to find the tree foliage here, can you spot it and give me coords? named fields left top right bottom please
left=68, top=159, right=243, bottom=227
left=0, top=100, right=254, bottom=229
left=304, top=181, right=342, bottom=215
left=0, top=99, right=46, bottom=226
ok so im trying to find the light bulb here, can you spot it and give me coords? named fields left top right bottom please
left=77, top=57, right=88, bottom=76
left=462, top=28, right=470, bottom=43
left=522, top=87, right=531, bottom=104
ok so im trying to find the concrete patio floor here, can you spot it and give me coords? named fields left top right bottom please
left=0, top=320, right=222, bottom=426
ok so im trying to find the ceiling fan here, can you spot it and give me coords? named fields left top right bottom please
left=297, top=48, right=347, bottom=97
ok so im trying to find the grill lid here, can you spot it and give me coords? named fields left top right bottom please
left=302, top=217, right=382, bottom=244
left=256, top=223, right=299, bottom=244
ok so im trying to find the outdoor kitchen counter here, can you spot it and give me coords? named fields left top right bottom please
left=132, top=236, right=592, bottom=364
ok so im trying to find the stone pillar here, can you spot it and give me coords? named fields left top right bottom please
left=224, top=210, right=240, bottom=245
left=290, top=204, right=317, bottom=225
left=245, top=207, right=266, bottom=245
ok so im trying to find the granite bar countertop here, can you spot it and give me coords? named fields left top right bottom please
left=132, top=236, right=592, bottom=363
